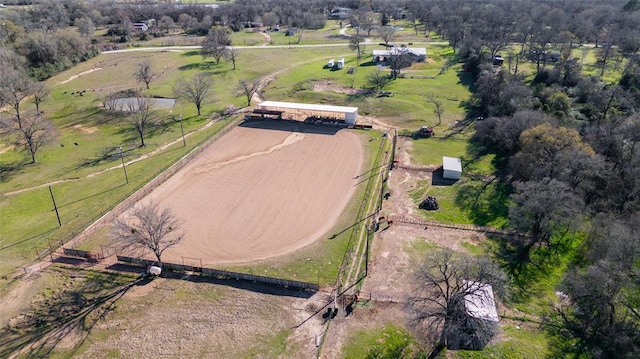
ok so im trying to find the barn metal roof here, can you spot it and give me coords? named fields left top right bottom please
left=258, top=101, right=358, bottom=114
left=443, top=156, right=462, bottom=172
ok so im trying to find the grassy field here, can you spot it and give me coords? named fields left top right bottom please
left=265, top=44, right=472, bottom=130
left=342, top=323, right=426, bottom=359
left=2, top=23, right=620, bottom=357
left=0, top=46, right=356, bottom=279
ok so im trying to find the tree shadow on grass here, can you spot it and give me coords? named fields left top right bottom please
left=74, top=146, right=127, bottom=170
left=178, top=62, right=230, bottom=73
left=0, top=270, right=137, bottom=358
left=181, top=50, right=201, bottom=57
left=0, top=159, right=31, bottom=183
left=454, top=176, right=511, bottom=227
left=490, top=233, right=575, bottom=304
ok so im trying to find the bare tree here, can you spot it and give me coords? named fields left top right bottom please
left=226, top=47, right=239, bottom=70
left=111, top=201, right=185, bottom=269
left=348, top=35, right=366, bottom=64
left=31, top=82, right=49, bottom=115
left=174, top=73, right=212, bottom=116
left=201, top=26, right=231, bottom=64
left=426, top=94, right=444, bottom=126
left=387, top=48, right=413, bottom=79
left=0, top=67, right=34, bottom=129
left=1, top=111, right=55, bottom=163
left=125, top=96, right=155, bottom=147
left=411, top=248, right=507, bottom=351
left=134, top=60, right=154, bottom=90
left=236, top=79, right=260, bottom=107
left=377, top=26, right=397, bottom=47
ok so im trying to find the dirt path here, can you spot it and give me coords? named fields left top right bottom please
left=257, top=30, right=271, bottom=46
left=56, top=68, right=102, bottom=85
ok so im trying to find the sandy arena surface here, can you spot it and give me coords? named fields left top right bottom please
left=137, top=120, right=364, bottom=265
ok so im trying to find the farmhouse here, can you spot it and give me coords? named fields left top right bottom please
left=442, top=156, right=462, bottom=180
left=256, top=101, right=359, bottom=125
left=373, top=46, right=427, bottom=64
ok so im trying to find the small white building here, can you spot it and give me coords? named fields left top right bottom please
left=442, top=156, right=462, bottom=180
left=463, top=280, right=499, bottom=323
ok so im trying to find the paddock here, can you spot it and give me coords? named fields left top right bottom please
left=128, top=120, right=364, bottom=265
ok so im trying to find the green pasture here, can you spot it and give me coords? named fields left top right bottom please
left=404, top=136, right=509, bottom=228
left=453, top=325, right=548, bottom=359
left=342, top=323, right=426, bottom=359
left=2, top=46, right=358, bottom=279
left=265, top=44, right=472, bottom=130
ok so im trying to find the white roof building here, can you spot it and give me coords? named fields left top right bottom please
left=442, top=156, right=462, bottom=180
left=373, top=47, right=427, bottom=62
left=462, top=280, right=499, bottom=322
left=258, top=101, right=359, bottom=125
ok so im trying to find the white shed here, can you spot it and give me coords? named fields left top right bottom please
left=442, top=156, right=462, bottom=180
left=462, top=280, right=499, bottom=322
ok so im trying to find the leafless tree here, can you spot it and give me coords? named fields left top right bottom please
left=31, top=82, right=49, bottom=115
left=426, top=94, right=444, bottom=126
left=125, top=96, right=155, bottom=147
left=236, top=79, right=260, bottom=107
left=174, top=73, right=212, bottom=116
left=226, top=47, right=238, bottom=70
left=111, top=201, right=185, bottom=269
left=377, top=26, right=397, bottom=47
left=0, top=67, right=34, bottom=129
left=104, top=92, right=118, bottom=111
left=1, top=111, right=56, bottom=163
left=348, top=35, right=366, bottom=64
left=410, top=248, right=507, bottom=351
left=201, top=26, right=231, bottom=64
left=387, top=48, right=413, bottom=79
left=134, top=60, right=154, bottom=89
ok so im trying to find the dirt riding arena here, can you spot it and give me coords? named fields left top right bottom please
left=134, top=120, right=364, bottom=265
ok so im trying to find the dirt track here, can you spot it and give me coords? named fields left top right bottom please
left=136, top=120, right=364, bottom=265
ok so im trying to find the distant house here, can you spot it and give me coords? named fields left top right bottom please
left=132, top=22, right=149, bottom=32
left=328, top=7, right=352, bottom=20
left=373, top=47, right=427, bottom=64
left=285, top=28, right=297, bottom=36
left=132, top=19, right=155, bottom=32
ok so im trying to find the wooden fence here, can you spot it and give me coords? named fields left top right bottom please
left=387, top=214, right=531, bottom=239
left=116, top=255, right=319, bottom=292
left=63, top=248, right=104, bottom=262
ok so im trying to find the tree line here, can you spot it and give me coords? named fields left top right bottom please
left=438, top=1, right=640, bottom=357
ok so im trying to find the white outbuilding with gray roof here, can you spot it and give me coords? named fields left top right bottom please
left=442, top=156, right=462, bottom=180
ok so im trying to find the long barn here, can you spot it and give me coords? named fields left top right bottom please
left=257, top=101, right=359, bottom=125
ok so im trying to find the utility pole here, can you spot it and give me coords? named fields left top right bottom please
left=119, top=146, right=129, bottom=183
left=49, top=185, right=61, bottom=226
left=178, top=115, right=186, bottom=146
